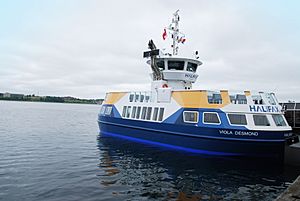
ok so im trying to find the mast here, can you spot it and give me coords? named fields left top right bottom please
left=170, top=10, right=180, bottom=55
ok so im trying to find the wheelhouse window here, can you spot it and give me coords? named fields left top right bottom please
left=272, top=114, right=287, bottom=126
left=203, top=112, right=220, bottom=124
left=168, top=60, right=185, bottom=70
left=187, top=62, right=198, bottom=72
left=152, top=107, right=159, bottom=121
left=122, top=106, right=127, bottom=117
left=105, top=106, right=112, bottom=115
left=253, top=115, right=270, bottom=126
left=156, top=59, right=165, bottom=71
left=183, top=111, right=199, bottom=123
left=158, top=108, right=164, bottom=121
left=228, top=114, right=247, bottom=125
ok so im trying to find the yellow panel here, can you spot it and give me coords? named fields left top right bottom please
left=104, top=92, right=127, bottom=105
left=172, top=90, right=230, bottom=108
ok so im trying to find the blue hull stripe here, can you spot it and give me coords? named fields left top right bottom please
left=98, top=120, right=285, bottom=143
left=101, top=131, right=241, bottom=156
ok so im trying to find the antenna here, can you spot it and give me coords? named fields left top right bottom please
left=165, top=10, right=185, bottom=56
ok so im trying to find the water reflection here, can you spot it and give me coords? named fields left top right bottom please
left=97, top=133, right=298, bottom=201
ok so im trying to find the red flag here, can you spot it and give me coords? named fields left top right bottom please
left=162, top=29, right=167, bottom=40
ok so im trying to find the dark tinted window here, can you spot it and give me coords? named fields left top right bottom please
left=136, top=106, right=141, bottom=119
left=253, top=115, right=270, bottom=126
left=156, top=59, right=165, bottom=70
left=208, top=93, right=222, bottom=104
left=126, top=106, right=131, bottom=118
left=146, top=107, right=152, bottom=120
left=168, top=61, right=184, bottom=70
left=228, top=114, right=247, bottom=125
left=122, top=106, right=127, bottom=117
left=141, top=107, right=147, bottom=120
left=183, top=111, right=198, bottom=123
left=203, top=113, right=220, bottom=124
left=131, top=106, right=137, bottom=118
left=187, top=62, right=198, bottom=72
left=129, top=94, right=134, bottom=102
left=158, top=108, right=164, bottom=121
left=152, top=107, right=159, bottom=121
left=296, top=103, right=300, bottom=109
left=285, top=103, right=296, bottom=110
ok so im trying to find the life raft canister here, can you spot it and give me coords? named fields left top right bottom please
left=162, top=84, right=168, bottom=88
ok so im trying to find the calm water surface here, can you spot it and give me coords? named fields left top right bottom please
left=0, top=101, right=299, bottom=201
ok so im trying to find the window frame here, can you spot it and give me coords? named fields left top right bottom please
left=100, top=106, right=106, bottom=115
left=183, top=111, right=199, bottom=123
left=122, top=106, right=127, bottom=117
left=202, top=112, right=221, bottom=125
left=227, top=113, right=247, bottom=126
left=158, top=108, right=164, bottom=121
left=105, top=106, right=113, bottom=116
left=253, top=114, right=270, bottom=126
left=272, top=114, right=287, bottom=127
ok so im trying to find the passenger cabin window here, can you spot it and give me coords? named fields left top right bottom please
left=187, top=62, right=197, bottom=72
left=228, top=114, right=247, bottom=125
left=136, top=106, right=141, bottom=119
left=131, top=106, right=137, bottom=118
left=129, top=94, right=134, bottom=102
left=135, top=93, right=140, bottom=102
left=145, top=95, right=150, bottom=103
left=146, top=107, right=152, bottom=120
left=183, top=111, right=199, bottom=123
left=126, top=106, right=131, bottom=118
left=236, top=94, right=247, bottom=104
left=158, top=108, right=164, bottom=121
left=100, top=106, right=106, bottom=115
left=141, top=107, right=147, bottom=120
left=168, top=61, right=184, bottom=70
left=272, top=114, right=287, bottom=126
left=140, top=94, right=145, bottom=102
left=208, top=93, right=222, bottom=104
left=122, top=106, right=127, bottom=117
left=252, top=95, right=263, bottom=105
left=203, top=112, right=220, bottom=124
left=105, top=106, right=112, bottom=115
left=152, top=107, right=159, bottom=121
left=156, top=59, right=165, bottom=71
left=253, top=115, right=270, bottom=126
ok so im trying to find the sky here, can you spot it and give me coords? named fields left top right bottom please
left=0, top=0, right=300, bottom=101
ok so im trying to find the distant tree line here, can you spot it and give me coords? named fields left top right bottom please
left=0, top=93, right=103, bottom=104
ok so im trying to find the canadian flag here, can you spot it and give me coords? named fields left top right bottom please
left=162, top=29, right=167, bottom=40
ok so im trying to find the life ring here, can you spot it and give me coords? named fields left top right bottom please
left=162, top=84, right=168, bottom=88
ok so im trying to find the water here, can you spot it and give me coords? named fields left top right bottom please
left=0, top=101, right=299, bottom=201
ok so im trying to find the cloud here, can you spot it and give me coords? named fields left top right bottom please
left=0, top=0, right=299, bottom=101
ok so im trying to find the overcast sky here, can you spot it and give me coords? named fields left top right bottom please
left=1, top=0, right=300, bottom=101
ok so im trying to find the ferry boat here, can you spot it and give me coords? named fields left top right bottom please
left=98, top=11, right=298, bottom=161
